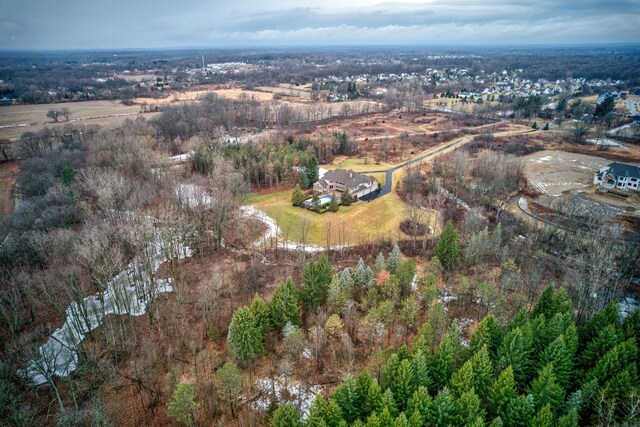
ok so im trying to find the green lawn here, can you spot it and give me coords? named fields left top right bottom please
left=245, top=187, right=409, bottom=246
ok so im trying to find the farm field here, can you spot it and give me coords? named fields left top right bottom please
left=257, top=85, right=312, bottom=100
left=0, top=100, right=151, bottom=139
left=0, top=100, right=139, bottom=127
left=137, top=87, right=274, bottom=104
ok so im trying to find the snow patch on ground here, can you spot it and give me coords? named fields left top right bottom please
left=410, top=274, right=419, bottom=291
left=175, top=183, right=214, bottom=208
left=167, top=151, right=195, bottom=163
left=619, top=296, right=639, bottom=320
left=439, top=288, right=458, bottom=303
left=253, top=376, right=322, bottom=417
left=240, top=205, right=349, bottom=252
left=536, top=155, right=554, bottom=163
left=587, top=139, right=625, bottom=148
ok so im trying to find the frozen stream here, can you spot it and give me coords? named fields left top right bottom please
left=27, top=182, right=349, bottom=385
left=26, top=234, right=192, bottom=385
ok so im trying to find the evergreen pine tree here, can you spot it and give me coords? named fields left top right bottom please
left=306, top=155, right=319, bottom=187
left=379, top=389, right=398, bottom=418
left=365, top=413, right=379, bottom=427
left=406, top=387, right=432, bottom=422
left=333, top=375, right=361, bottom=423
left=434, top=221, right=461, bottom=269
left=269, top=278, right=301, bottom=329
left=307, top=396, right=330, bottom=427
left=538, top=336, right=573, bottom=390
left=622, top=307, right=640, bottom=344
left=411, top=349, right=432, bottom=390
left=450, top=358, right=475, bottom=397
left=382, top=353, right=400, bottom=389
left=504, top=395, right=535, bottom=427
left=531, top=285, right=557, bottom=320
left=579, top=324, right=619, bottom=371
left=300, top=255, right=333, bottom=311
left=457, top=389, right=485, bottom=425
left=469, top=314, right=503, bottom=362
left=579, top=302, right=620, bottom=346
left=292, top=184, right=306, bottom=206
left=329, top=194, right=339, bottom=212
left=531, top=404, right=554, bottom=427
left=407, top=410, right=422, bottom=427
left=227, top=306, right=265, bottom=367
left=362, top=379, right=383, bottom=417
left=375, top=252, right=387, bottom=273
left=250, top=293, right=270, bottom=334
left=387, top=245, right=403, bottom=273
left=167, top=382, right=199, bottom=426
left=490, top=366, right=518, bottom=419
left=430, top=387, right=459, bottom=427
left=556, top=408, right=579, bottom=427
left=602, top=368, right=634, bottom=406
left=429, top=336, right=456, bottom=390
left=323, top=399, right=345, bottom=427
left=392, top=413, right=408, bottom=427
left=529, top=364, right=564, bottom=413
left=355, top=370, right=374, bottom=415
left=588, top=338, right=638, bottom=386
left=451, top=344, right=493, bottom=399
left=496, top=326, right=533, bottom=389
left=353, top=259, right=370, bottom=289
left=392, top=359, right=416, bottom=411
left=272, top=403, right=302, bottom=427
left=377, top=407, right=394, bottom=427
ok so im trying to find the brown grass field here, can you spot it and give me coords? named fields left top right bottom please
left=0, top=100, right=152, bottom=139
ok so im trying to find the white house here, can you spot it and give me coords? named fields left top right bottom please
left=593, top=162, right=640, bottom=191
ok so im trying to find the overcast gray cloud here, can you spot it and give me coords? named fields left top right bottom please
left=0, top=0, right=638, bottom=49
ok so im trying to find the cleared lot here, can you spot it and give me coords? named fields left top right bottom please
left=523, top=150, right=610, bottom=196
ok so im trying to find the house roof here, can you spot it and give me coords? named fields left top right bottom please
left=317, top=169, right=377, bottom=191
left=607, top=162, right=640, bottom=179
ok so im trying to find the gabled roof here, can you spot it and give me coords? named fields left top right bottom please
left=318, top=169, right=376, bottom=191
left=607, top=162, right=640, bottom=179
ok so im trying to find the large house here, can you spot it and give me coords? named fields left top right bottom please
left=593, top=162, right=640, bottom=191
left=313, top=169, right=380, bottom=199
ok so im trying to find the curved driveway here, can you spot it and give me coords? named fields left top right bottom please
left=362, top=128, right=537, bottom=199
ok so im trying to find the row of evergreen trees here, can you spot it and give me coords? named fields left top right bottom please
left=271, top=286, right=640, bottom=426
left=224, top=140, right=319, bottom=189
left=227, top=247, right=413, bottom=368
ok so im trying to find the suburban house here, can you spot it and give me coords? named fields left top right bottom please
left=593, top=162, right=640, bottom=191
left=313, top=169, right=380, bottom=199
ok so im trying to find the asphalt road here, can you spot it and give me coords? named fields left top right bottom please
left=363, top=135, right=476, bottom=198
left=360, top=127, right=538, bottom=200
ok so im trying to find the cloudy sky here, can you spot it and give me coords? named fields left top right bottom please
left=1, top=0, right=639, bottom=49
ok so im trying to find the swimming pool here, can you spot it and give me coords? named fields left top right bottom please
left=318, top=195, right=340, bottom=206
